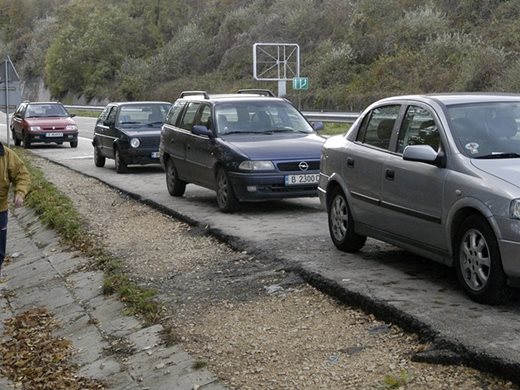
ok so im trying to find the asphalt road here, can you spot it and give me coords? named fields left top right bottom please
left=2, top=114, right=520, bottom=382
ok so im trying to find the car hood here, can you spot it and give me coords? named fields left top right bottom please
left=25, top=117, right=76, bottom=126
left=120, top=128, right=162, bottom=137
left=221, top=133, right=325, bottom=160
left=471, top=159, right=520, bottom=187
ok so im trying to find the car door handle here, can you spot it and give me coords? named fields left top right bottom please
left=346, top=157, right=355, bottom=168
left=385, top=169, right=395, bottom=180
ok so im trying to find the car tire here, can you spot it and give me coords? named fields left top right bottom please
left=93, top=145, right=106, bottom=167
left=22, top=132, right=31, bottom=149
left=114, top=148, right=128, bottom=173
left=216, top=168, right=239, bottom=213
left=165, top=159, right=186, bottom=197
left=454, top=215, right=510, bottom=304
left=12, top=132, right=20, bottom=146
left=327, top=186, right=366, bottom=252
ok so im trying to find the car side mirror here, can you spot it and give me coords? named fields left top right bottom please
left=192, top=125, right=213, bottom=137
left=103, top=119, right=114, bottom=127
left=312, top=121, right=324, bottom=131
left=403, top=144, right=444, bottom=167
left=70, top=113, right=76, bottom=118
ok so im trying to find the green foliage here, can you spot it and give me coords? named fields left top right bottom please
left=382, top=370, right=409, bottom=389
left=6, top=0, right=520, bottom=109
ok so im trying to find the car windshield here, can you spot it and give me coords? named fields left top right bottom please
left=214, top=101, right=314, bottom=136
left=448, top=102, right=520, bottom=158
left=26, top=104, right=69, bottom=118
left=117, top=104, right=171, bottom=128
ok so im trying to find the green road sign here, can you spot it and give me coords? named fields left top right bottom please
left=292, top=77, right=309, bottom=90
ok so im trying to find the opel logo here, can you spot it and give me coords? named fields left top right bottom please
left=298, top=161, right=309, bottom=171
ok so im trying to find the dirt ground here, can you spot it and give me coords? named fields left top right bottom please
left=29, top=155, right=517, bottom=390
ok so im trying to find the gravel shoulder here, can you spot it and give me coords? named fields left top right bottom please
left=30, top=155, right=517, bottom=390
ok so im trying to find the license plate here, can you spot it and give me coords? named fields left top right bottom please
left=151, top=151, right=160, bottom=158
left=46, top=132, right=63, bottom=137
left=285, top=173, right=320, bottom=186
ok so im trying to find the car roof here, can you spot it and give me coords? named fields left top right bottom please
left=378, top=93, right=520, bottom=107
left=176, top=90, right=286, bottom=104
left=108, top=101, right=171, bottom=106
left=26, top=101, right=63, bottom=105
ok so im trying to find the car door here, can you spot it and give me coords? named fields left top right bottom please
left=96, top=105, right=118, bottom=158
left=161, top=100, right=187, bottom=168
left=380, top=104, right=448, bottom=252
left=175, top=102, right=201, bottom=182
left=185, top=104, right=217, bottom=188
left=344, top=104, right=401, bottom=230
left=11, top=103, right=27, bottom=137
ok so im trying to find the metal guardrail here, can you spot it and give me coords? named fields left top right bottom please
left=301, top=111, right=360, bottom=123
left=65, top=105, right=104, bottom=112
left=65, top=105, right=361, bottom=124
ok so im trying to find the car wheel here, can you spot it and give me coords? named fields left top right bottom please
left=114, top=148, right=128, bottom=173
left=70, top=140, right=78, bottom=148
left=455, top=215, right=510, bottom=304
left=22, top=132, right=31, bottom=149
left=327, top=186, right=366, bottom=252
left=165, top=159, right=186, bottom=197
left=216, top=168, right=239, bottom=213
left=12, top=131, right=20, bottom=146
left=93, top=145, right=105, bottom=167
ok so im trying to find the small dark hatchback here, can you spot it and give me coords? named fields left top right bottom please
left=93, top=101, right=171, bottom=173
left=159, top=90, right=325, bottom=212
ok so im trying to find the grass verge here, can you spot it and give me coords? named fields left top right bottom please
left=322, top=122, right=351, bottom=136
left=15, top=148, right=162, bottom=325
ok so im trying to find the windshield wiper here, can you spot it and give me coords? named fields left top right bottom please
left=475, top=152, right=520, bottom=159
left=147, top=121, right=163, bottom=126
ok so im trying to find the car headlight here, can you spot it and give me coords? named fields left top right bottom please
left=65, top=124, right=78, bottom=131
left=29, top=126, right=41, bottom=131
left=510, top=199, right=520, bottom=219
left=130, top=138, right=140, bottom=148
left=239, top=160, right=275, bottom=171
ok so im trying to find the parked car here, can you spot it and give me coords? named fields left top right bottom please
left=319, top=93, right=520, bottom=304
left=11, top=101, right=78, bottom=148
left=159, top=90, right=325, bottom=212
left=92, top=101, right=171, bottom=173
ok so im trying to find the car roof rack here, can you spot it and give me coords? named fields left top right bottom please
left=179, top=91, right=210, bottom=99
left=236, top=89, right=275, bottom=97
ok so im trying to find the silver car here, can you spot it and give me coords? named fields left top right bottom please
left=319, top=94, right=520, bottom=304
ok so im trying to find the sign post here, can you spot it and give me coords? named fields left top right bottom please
left=253, top=43, right=300, bottom=97
left=0, top=56, right=22, bottom=147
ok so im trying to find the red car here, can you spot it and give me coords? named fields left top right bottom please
left=11, top=101, right=79, bottom=148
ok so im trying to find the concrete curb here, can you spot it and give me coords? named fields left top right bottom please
left=0, top=207, right=227, bottom=390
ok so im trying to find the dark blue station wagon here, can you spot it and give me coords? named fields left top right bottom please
left=159, top=90, right=325, bottom=212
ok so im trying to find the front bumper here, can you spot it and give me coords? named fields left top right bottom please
left=28, top=131, right=78, bottom=144
left=120, top=147, right=161, bottom=165
left=499, top=238, right=520, bottom=278
left=228, top=171, right=319, bottom=201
